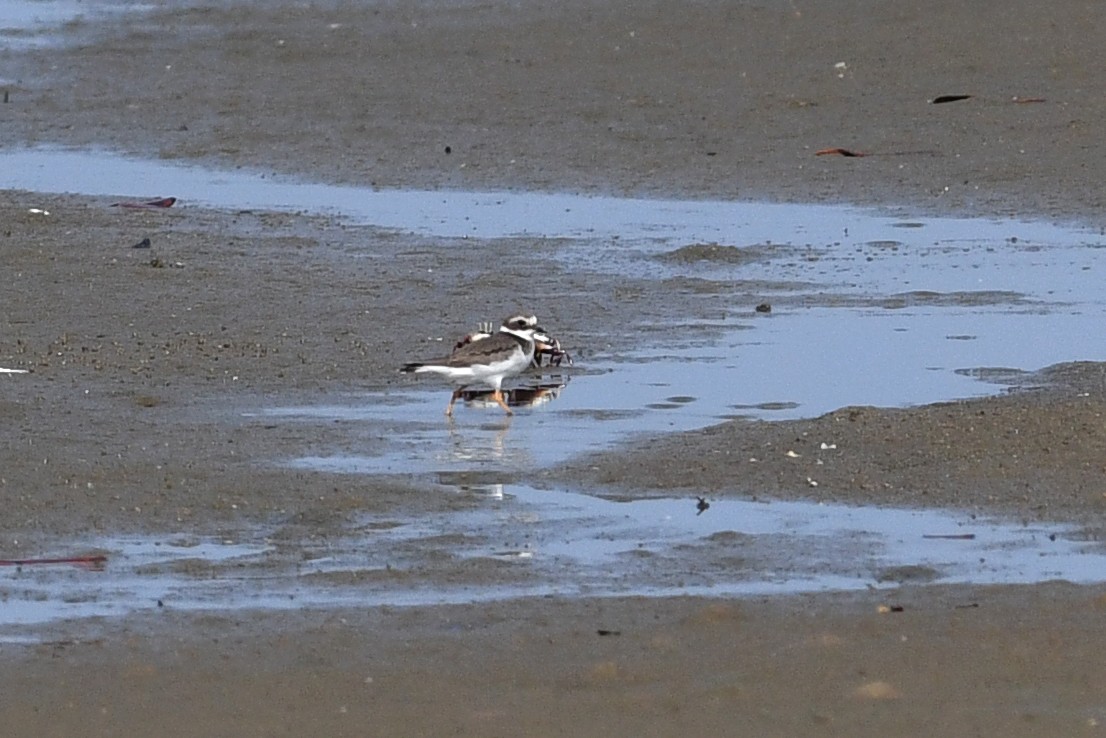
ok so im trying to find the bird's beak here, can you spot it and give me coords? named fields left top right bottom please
left=532, top=327, right=556, bottom=352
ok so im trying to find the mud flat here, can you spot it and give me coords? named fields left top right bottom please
left=3, top=0, right=1106, bottom=735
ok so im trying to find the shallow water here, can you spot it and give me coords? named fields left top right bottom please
left=1, top=147, right=1099, bottom=246
left=0, top=0, right=140, bottom=49
left=6, top=146, right=1106, bottom=621
left=7, top=149, right=1099, bottom=459
left=1, top=486, right=1103, bottom=630
left=0, top=0, right=86, bottom=31
left=266, top=303, right=1105, bottom=474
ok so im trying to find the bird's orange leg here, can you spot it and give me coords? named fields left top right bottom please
left=445, top=389, right=462, bottom=417
left=492, top=389, right=514, bottom=415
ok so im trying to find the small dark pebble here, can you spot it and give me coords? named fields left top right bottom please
left=132, top=237, right=151, bottom=249
left=597, top=629, right=621, bottom=637
left=444, top=145, right=452, bottom=154
left=755, top=303, right=772, bottom=313
left=931, top=94, right=972, bottom=104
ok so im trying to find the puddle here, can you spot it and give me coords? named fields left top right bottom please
left=2, top=486, right=1104, bottom=631
left=467, top=486, right=1106, bottom=595
left=0, top=0, right=143, bottom=49
left=1, top=147, right=1101, bottom=247
left=264, top=302, right=1106, bottom=475
left=0, top=0, right=87, bottom=32
left=21, top=146, right=1084, bottom=471
left=5, top=146, right=1106, bottom=627
left=0, top=537, right=272, bottom=626
left=5, top=147, right=1105, bottom=307
left=4, top=146, right=1104, bottom=301
left=8, top=149, right=1091, bottom=468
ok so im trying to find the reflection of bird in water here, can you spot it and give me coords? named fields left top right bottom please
left=402, top=315, right=572, bottom=417
left=457, top=381, right=567, bottom=411
left=455, top=482, right=504, bottom=499
left=446, top=420, right=513, bottom=463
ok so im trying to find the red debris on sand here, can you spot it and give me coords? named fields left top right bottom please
left=111, top=197, right=177, bottom=209
left=815, top=147, right=866, bottom=157
left=0, top=555, right=107, bottom=570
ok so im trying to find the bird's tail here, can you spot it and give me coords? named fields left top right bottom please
left=400, top=363, right=424, bottom=374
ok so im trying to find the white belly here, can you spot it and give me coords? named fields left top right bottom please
left=414, top=346, right=532, bottom=390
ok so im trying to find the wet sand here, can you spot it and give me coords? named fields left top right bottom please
left=4, top=0, right=1106, bottom=734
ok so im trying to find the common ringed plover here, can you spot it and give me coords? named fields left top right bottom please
left=453, top=320, right=572, bottom=368
left=401, top=314, right=555, bottom=417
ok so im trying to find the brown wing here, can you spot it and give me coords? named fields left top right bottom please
left=446, top=332, right=523, bottom=366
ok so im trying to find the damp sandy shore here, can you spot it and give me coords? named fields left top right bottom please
left=3, top=0, right=1106, bottom=734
